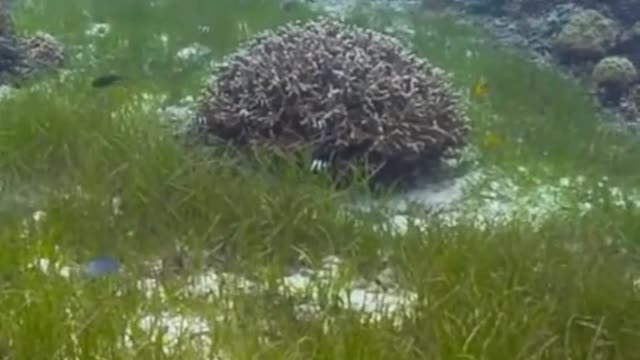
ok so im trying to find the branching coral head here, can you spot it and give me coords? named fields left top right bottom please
left=195, top=17, right=470, bottom=186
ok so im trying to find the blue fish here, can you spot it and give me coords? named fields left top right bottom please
left=83, top=256, right=120, bottom=278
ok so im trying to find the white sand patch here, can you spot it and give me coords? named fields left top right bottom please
left=176, top=43, right=211, bottom=64
left=85, top=23, right=111, bottom=38
left=0, top=85, right=15, bottom=101
left=365, top=168, right=640, bottom=235
left=27, top=257, right=73, bottom=279
left=123, top=254, right=416, bottom=355
left=136, top=255, right=417, bottom=327
left=125, top=312, right=227, bottom=359
left=137, top=312, right=211, bottom=343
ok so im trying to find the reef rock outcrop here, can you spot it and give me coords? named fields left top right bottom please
left=0, top=2, right=65, bottom=86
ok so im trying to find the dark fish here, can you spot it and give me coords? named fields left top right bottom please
left=91, top=74, right=126, bottom=88
left=83, top=256, right=120, bottom=277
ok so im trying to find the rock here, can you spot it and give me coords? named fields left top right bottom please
left=618, top=21, right=640, bottom=44
left=18, top=31, right=65, bottom=76
left=610, top=0, right=640, bottom=24
left=519, top=3, right=581, bottom=52
left=614, top=21, right=640, bottom=66
left=0, top=0, right=14, bottom=37
left=175, top=43, right=211, bottom=66
left=503, top=0, right=566, bottom=15
left=451, top=0, right=496, bottom=14
left=421, top=0, right=451, bottom=12
left=0, top=3, right=65, bottom=86
left=621, top=84, right=640, bottom=121
left=0, top=36, right=19, bottom=83
left=0, top=35, right=18, bottom=61
left=553, top=9, right=619, bottom=60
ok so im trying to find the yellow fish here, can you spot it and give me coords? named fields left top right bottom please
left=472, top=76, right=490, bottom=100
left=482, top=130, right=505, bottom=148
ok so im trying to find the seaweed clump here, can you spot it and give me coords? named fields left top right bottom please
left=195, top=18, right=470, bottom=186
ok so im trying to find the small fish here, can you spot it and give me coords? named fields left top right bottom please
left=482, top=130, right=506, bottom=149
left=91, top=74, right=126, bottom=88
left=83, top=256, right=120, bottom=278
left=471, top=76, right=490, bottom=100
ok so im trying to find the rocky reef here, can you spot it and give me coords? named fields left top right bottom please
left=193, top=17, right=470, bottom=186
left=0, top=0, right=65, bottom=86
left=427, top=0, right=640, bottom=123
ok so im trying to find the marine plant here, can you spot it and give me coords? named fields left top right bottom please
left=194, top=17, right=470, bottom=186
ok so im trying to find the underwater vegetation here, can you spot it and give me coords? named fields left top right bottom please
left=1, top=0, right=640, bottom=359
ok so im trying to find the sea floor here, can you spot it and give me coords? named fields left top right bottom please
left=0, top=1, right=640, bottom=360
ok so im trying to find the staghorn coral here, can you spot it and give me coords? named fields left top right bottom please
left=195, top=17, right=470, bottom=185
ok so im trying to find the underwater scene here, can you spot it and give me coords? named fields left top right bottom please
left=2, top=0, right=640, bottom=358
